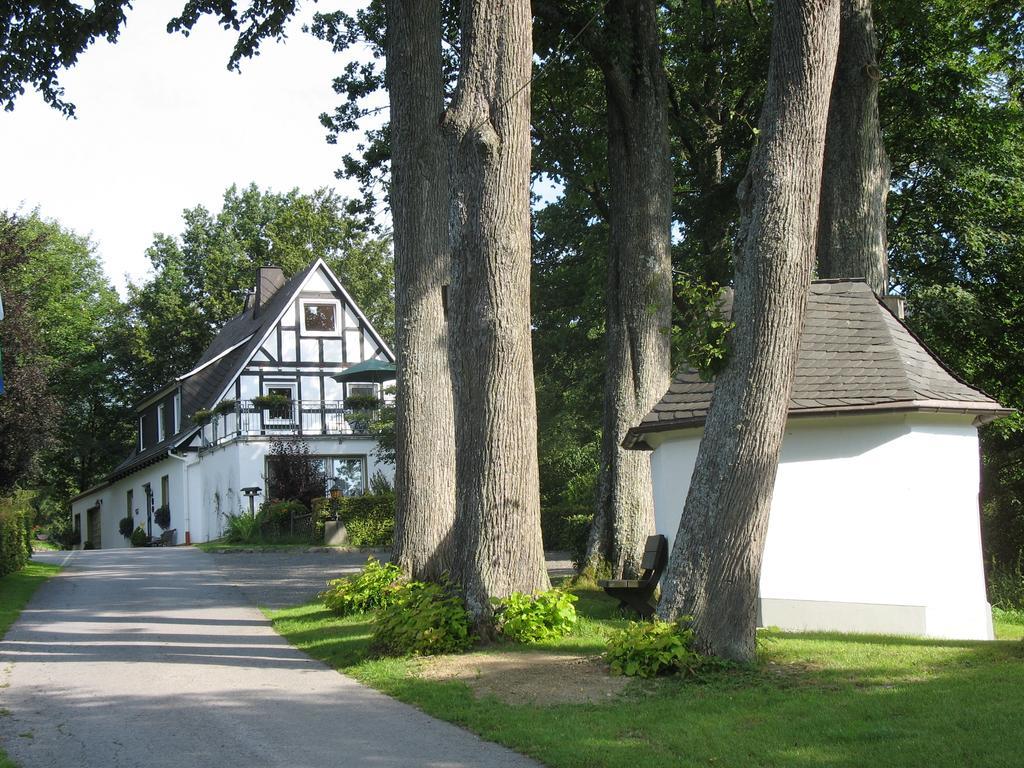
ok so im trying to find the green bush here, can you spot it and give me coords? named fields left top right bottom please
left=371, top=580, right=474, bottom=656
left=320, top=557, right=404, bottom=616
left=213, top=399, right=237, bottom=415
left=224, top=512, right=259, bottom=543
left=118, top=515, right=134, bottom=539
left=130, top=526, right=149, bottom=547
left=604, top=618, right=700, bottom=678
left=492, top=589, right=578, bottom=643
left=988, top=559, right=1024, bottom=610
left=154, top=504, right=171, bottom=530
left=324, top=493, right=394, bottom=547
left=258, top=500, right=307, bottom=539
left=0, top=499, right=31, bottom=576
left=191, top=408, right=213, bottom=426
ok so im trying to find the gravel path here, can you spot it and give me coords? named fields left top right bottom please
left=0, top=548, right=541, bottom=768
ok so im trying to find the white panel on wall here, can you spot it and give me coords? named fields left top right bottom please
left=302, top=376, right=322, bottom=402
left=284, top=300, right=298, bottom=326
left=261, top=340, right=276, bottom=359
left=324, top=376, right=344, bottom=402
left=240, top=376, right=259, bottom=400
left=300, top=338, right=320, bottom=362
left=323, top=338, right=343, bottom=363
left=345, top=307, right=359, bottom=328
left=345, top=330, right=363, bottom=362
left=306, top=268, right=334, bottom=292
left=281, top=331, right=297, bottom=362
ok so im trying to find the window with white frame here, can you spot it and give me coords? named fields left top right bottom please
left=157, top=403, right=165, bottom=442
left=300, top=298, right=342, bottom=336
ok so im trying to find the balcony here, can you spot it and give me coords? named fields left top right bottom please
left=198, top=399, right=387, bottom=449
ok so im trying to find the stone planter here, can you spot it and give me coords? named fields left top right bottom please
left=324, top=520, right=348, bottom=547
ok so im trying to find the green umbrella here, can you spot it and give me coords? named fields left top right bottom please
left=332, top=359, right=397, bottom=384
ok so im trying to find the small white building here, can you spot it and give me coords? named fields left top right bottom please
left=71, top=259, right=395, bottom=548
left=624, top=280, right=1011, bottom=640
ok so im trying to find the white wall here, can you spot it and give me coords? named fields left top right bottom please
left=70, top=457, right=186, bottom=550
left=648, top=412, right=993, bottom=640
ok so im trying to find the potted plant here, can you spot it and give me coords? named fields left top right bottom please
left=191, top=408, right=213, bottom=426
left=252, top=393, right=290, bottom=410
left=344, top=393, right=380, bottom=433
left=130, top=526, right=149, bottom=547
left=154, top=504, right=171, bottom=530
left=119, top=515, right=134, bottom=539
left=214, top=399, right=237, bottom=416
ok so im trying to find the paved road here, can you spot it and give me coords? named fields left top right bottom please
left=0, top=548, right=540, bottom=768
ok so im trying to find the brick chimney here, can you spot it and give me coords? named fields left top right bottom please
left=254, top=266, right=285, bottom=317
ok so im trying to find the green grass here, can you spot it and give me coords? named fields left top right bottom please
left=0, top=561, right=61, bottom=639
left=0, top=560, right=62, bottom=768
left=194, top=539, right=347, bottom=553
left=267, top=588, right=1024, bottom=768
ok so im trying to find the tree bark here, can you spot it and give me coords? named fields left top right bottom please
left=386, top=0, right=457, bottom=581
left=815, top=0, right=889, bottom=295
left=443, top=0, right=550, bottom=624
left=585, top=0, right=673, bottom=579
left=657, top=0, right=840, bottom=662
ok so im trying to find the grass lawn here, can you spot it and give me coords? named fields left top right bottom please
left=268, top=588, right=1024, bottom=768
left=193, top=540, right=361, bottom=553
left=0, top=560, right=62, bottom=768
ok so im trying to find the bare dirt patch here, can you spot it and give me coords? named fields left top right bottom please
left=416, top=651, right=629, bottom=706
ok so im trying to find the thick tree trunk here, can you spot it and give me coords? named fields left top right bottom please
left=585, top=0, right=673, bottom=579
left=386, top=0, right=456, bottom=581
left=657, top=0, right=840, bottom=662
left=443, top=0, right=550, bottom=624
left=815, top=0, right=889, bottom=295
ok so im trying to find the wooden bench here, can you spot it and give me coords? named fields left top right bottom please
left=150, top=528, right=176, bottom=547
left=598, top=534, right=668, bottom=619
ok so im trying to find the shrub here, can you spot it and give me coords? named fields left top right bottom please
left=492, top=589, right=578, bottom=643
left=224, top=512, right=260, bottom=543
left=372, top=580, right=474, bottom=656
left=258, top=500, right=308, bottom=539
left=320, top=558, right=404, bottom=616
left=369, top=470, right=393, bottom=495
left=0, top=499, right=31, bottom=576
left=252, top=393, right=290, bottom=410
left=154, top=504, right=171, bottom=530
left=130, top=526, right=149, bottom=547
left=118, top=515, right=134, bottom=539
left=988, top=559, right=1024, bottom=610
left=604, top=618, right=700, bottom=678
left=339, top=493, right=394, bottom=547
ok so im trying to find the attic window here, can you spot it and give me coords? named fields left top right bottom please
left=301, top=299, right=341, bottom=336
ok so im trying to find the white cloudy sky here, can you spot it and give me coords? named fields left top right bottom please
left=0, top=0, right=373, bottom=294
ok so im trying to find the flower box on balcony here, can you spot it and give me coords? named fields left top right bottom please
left=214, top=399, right=237, bottom=416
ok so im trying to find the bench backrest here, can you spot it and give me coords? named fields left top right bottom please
left=639, top=535, right=669, bottom=584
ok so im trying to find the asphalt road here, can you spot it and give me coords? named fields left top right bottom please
left=0, top=548, right=540, bottom=768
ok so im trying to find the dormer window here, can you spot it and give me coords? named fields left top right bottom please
left=300, top=299, right=341, bottom=336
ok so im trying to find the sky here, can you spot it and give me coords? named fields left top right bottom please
left=0, top=1, right=373, bottom=295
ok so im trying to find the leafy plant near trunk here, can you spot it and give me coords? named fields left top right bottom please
left=320, top=558, right=404, bottom=617
left=605, top=618, right=700, bottom=677
left=371, top=580, right=474, bottom=656
left=491, top=589, right=578, bottom=644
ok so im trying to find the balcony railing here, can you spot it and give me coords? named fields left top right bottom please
left=199, top=400, right=386, bottom=449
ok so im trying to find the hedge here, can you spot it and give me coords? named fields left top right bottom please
left=0, top=499, right=32, bottom=577
left=541, top=503, right=592, bottom=560
left=314, top=493, right=395, bottom=547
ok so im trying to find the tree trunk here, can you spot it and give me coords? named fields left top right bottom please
left=585, top=0, right=673, bottom=579
left=815, top=0, right=889, bottom=295
left=386, top=0, right=457, bottom=581
left=443, top=0, right=550, bottom=624
left=657, top=0, right=840, bottom=662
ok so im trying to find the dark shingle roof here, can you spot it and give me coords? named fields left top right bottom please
left=625, top=279, right=1011, bottom=448
left=108, top=262, right=320, bottom=479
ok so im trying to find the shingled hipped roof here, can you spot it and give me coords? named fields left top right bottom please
left=624, top=279, right=1012, bottom=450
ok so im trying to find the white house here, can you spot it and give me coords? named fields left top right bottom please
left=70, top=259, right=395, bottom=548
left=624, top=279, right=1011, bottom=640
